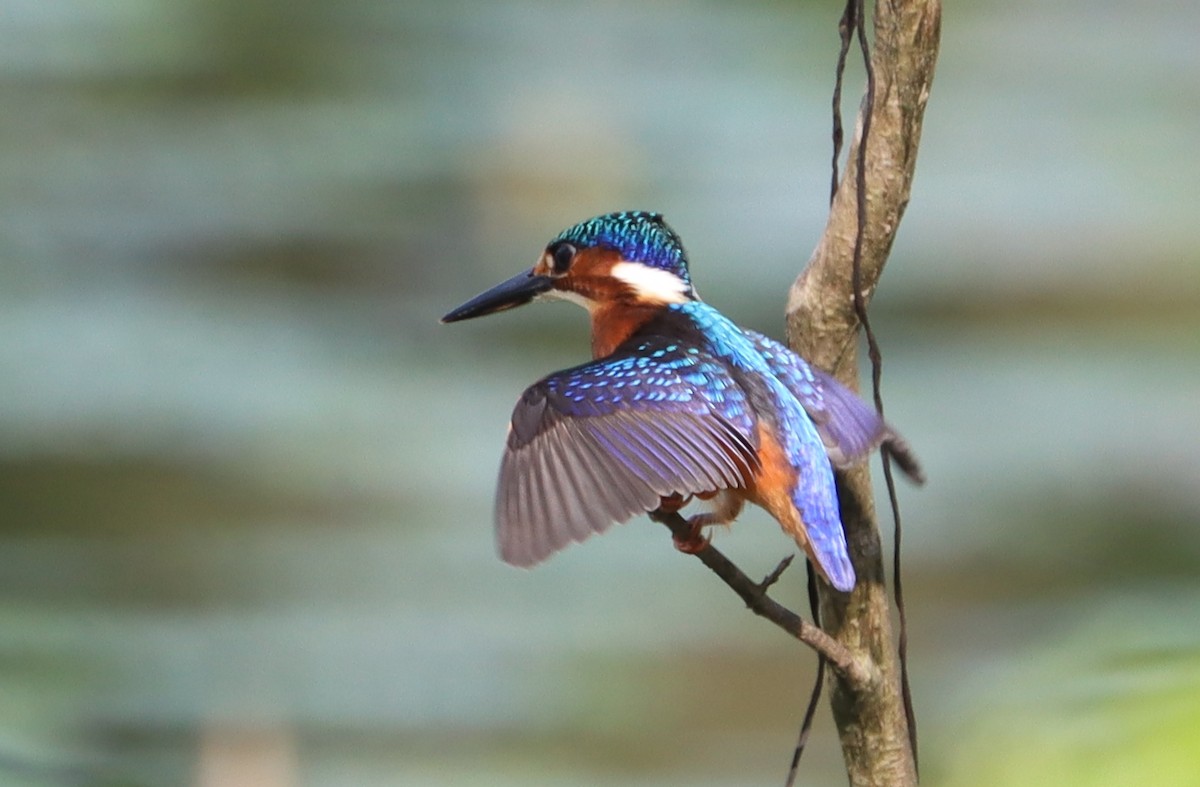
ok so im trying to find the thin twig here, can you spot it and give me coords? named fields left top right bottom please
left=830, top=0, right=856, bottom=204
left=760, top=554, right=795, bottom=591
left=649, top=509, right=874, bottom=688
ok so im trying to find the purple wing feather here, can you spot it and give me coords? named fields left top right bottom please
left=804, top=365, right=891, bottom=466
left=746, top=331, right=924, bottom=483
left=807, top=366, right=925, bottom=482
left=497, top=344, right=760, bottom=567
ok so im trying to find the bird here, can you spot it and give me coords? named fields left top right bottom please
left=442, top=211, right=922, bottom=592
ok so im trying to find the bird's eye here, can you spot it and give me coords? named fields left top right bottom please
left=550, top=242, right=576, bottom=274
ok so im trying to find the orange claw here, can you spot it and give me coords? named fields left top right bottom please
left=672, top=518, right=711, bottom=554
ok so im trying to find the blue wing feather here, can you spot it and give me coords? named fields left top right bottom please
left=497, top=339, right=759, bottom=567
left=761, top=374, right=856, bottom=591
left=746, top=330, right=887, bottom=466
left=664, top=304, right=856, bottom=589
left=496, top=303, right=915, bottom=582
left=747, top=330, right=924, bottom=483
left=662, top=304, right=859, bottom=587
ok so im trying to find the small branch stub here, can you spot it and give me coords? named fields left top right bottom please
left=650, top=509, right=874, bottom=688
left=759, top=554, right=795, bottom=592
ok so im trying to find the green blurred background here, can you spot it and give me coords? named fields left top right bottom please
left=2, top=1, right=1198, bottom=785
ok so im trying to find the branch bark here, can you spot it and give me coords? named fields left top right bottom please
left=786, top=1, right=941, bottom=786
left=650, top=510, right=874, bottom=687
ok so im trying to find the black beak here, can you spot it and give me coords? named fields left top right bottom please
left=441, top=269, right=554, bottom=323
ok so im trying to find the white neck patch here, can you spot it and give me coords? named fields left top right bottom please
left=539, top=287, right=597, bottom=312
left=610, top=261, right=691, bottom=305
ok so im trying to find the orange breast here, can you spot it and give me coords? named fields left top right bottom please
left=589, top=301, right=662, bottom=359
left=743, top=423, right=808, bottom=549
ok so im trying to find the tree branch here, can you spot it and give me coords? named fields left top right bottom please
left=784, top=1, right=941, bottom=786
left=650, top=510, right=874, bottom=688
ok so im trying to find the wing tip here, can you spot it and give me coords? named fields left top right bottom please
left=824, top=559, right=856, bottom=592
left=496, top=507, right=634, bottom=569
left=498, top=542, right=542, bottom=569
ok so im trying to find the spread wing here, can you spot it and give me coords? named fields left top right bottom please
left=497, top=345, right=759, bottom=567
left=747, top=331, right=924, bottom=483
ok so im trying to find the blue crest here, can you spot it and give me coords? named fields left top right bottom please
left=552, top=211, right=691, bottom=285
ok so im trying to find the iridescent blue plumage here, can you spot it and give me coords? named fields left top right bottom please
left=747, top=331, right=901, bottom=469
left=545, top=340, right=753, bottom=434
left=661, top=301, right=855, bottom=589
left=443, top=211, right=922, bottom=591
left=499, top=337, right=759, bottom=567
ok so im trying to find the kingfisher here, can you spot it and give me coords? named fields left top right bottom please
left=442, top=211, right=922, bottom=592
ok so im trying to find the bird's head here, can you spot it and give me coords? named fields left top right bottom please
left=441, top=211, right=696, bottom=323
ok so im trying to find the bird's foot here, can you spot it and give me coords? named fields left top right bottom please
left=671, top=514, right=714, bottom=554
left=658, top=493, right=693, bottom=514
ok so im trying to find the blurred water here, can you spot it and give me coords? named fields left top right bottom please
left=1, top=1, right=1198, bottom=785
